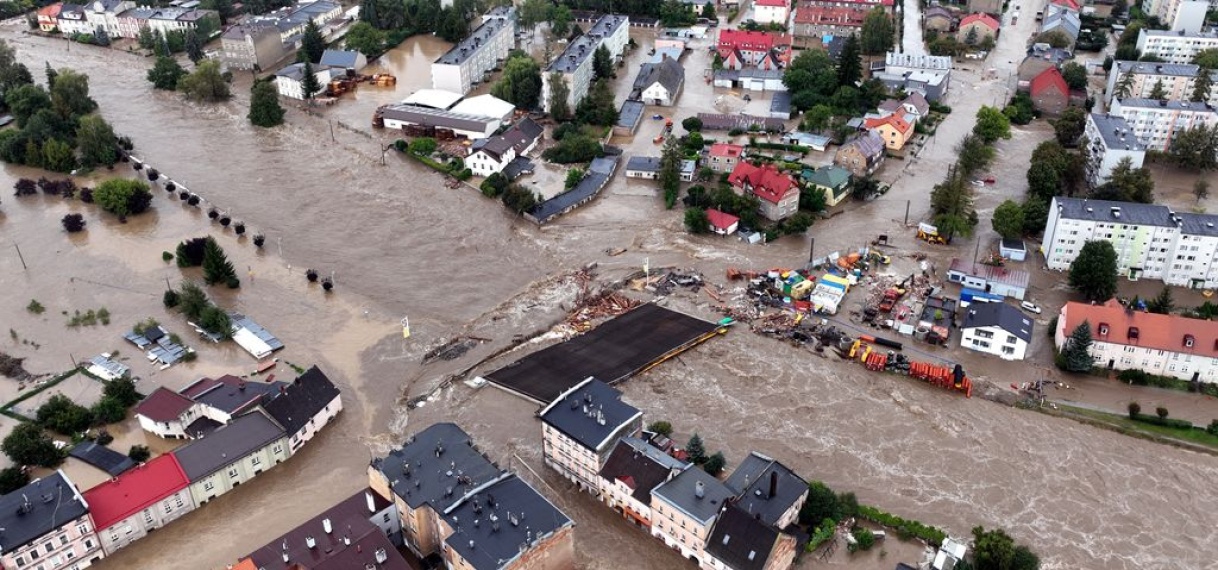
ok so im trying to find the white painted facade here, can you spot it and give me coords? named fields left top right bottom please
left=285, top=392, right=342, bottom=453
left=1084, top=113, right=1146, bottom=187
left=753, top=0, right=790, bottom=24
left=1055, top=302, right=1218, bottom=382
left=1108, top=98, right=1218, bottom=152
left=1104, top=61, right=1218, bottom=107
left=275, top=65, right=334, bottom=100
left=96, top=487, right=195, bottom=555
left=961, top=323, right=1030, bottom=360
left=1136, top=28, right=1218, bottom=65
left=185, top=436, right=290, bottom=506
left=431, top=17, right=514, bottom=95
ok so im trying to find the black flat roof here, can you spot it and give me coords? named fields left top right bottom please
left=483, top=303, right=721, bottom=403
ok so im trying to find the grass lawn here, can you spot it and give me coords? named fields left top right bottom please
left=1056, top=404, right=1218, bottom=450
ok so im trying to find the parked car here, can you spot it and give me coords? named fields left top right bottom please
left=1020, top=301, right=1042, bottom=314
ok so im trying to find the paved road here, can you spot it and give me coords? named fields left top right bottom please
left=901, top=0, right=925, bottom=55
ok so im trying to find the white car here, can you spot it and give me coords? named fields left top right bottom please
left=1020, top=301, right=1042, bottom=314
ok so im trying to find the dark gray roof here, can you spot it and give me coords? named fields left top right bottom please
left=69, top=442, right=136, bottom=477
left=172, top=412, right=286, bottom=481
left=538, top=378, right=640, bottom=452
left=724, top=452, right=807, bottom=527
left=276, top=62, right=329, bottom=82
left=587, top=13, right=628, bottom=40
left=626, top=156, right=662, bottom=173
left=652, top=466, right=734, bottom=524
left=0, top=471, right=89, bottom=555
left=1176, top=213, right=1218, bottom=237
left=635, top=57, right=684, bottom=95
left=319, top=49, right=361, bottom=69
left=436, top=18, right=508, bottom=65
left=243, top=489, right=410, bottom=570
left=1114, top=98, right=1216, bottom=112
left=476, top=118, right=544, bottom=161
left=962, top=302, right=1034, bottom=343
left=1087, top=113, right=1144, bottom=152
left=529, top=157, right=618, bottom=223
left=1041, top=10, right=1080, bottom=39
left=380, top=105, right=499, bottom=133
left=696, top=113, right=785, bottom=132
left=598, top=437, right=685, bottom=502
left=193, top=377, right=284, bottom=415
left=617, top=100, right=645, bottom=129
left=770, top=91, right=791, bottom=115
left=1113, top=60, right=1201, bottom=77
left=372, top=423, right=503, bottom=511
left=441, top=474, right=574, bottom=570
left=1052, top=197, right=1179, bottom=227
left=548, top=35, right=599, bottom=73
left=842, top=131, right=885, bottom=158
left=261, top=366, right=341, bottom=436
left=705, top=504, right=781, bottom=570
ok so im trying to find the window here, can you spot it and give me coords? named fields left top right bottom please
left=251, top=456, right=262, bottom=467
left=1128, top=327, right=1140, bottom=340
left=1098, top=323, right=1109, bottom=336
left=203, top=481, right=215, bottom=491
left=175, top=495, right=184, bottom=509
left=228, top=467, right=239, bottom=479
left=16, top=556, right=25, bottom=568
left=83, top=540, right=92, bottom=551
left=76, top=524, right=88, bottom=536
left=57, top=536, right=67, bottom=546
left=1184, top=334, right=1195, bottom=347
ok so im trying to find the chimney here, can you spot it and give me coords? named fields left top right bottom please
left=769, top=470, right=778, bottom=499
left=365, top=491, right=376, bottom=513
left=323, top=518, right=332, bottom=534
left=695, top=480, right=705, bottom=499
left=305, top=536, right=316, bottom=549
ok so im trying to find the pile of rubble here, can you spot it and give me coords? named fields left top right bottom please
left=564, top=291, right=640, bottom=333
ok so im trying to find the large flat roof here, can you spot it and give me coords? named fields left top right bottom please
left=482, top=303, right=721, bottom=403
left=401, top=89, right=464, bottom=110
left=436, top=18, right=508, bottom=65
left=1087, top=113, right=1144, bottom=152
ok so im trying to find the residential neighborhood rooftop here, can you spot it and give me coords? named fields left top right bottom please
left=191, top=375, right=285, bottom=415
left=82, top=454, right=190, bottom=531
left=599, top=437, right=685, bottom=502
left=172, top=412, right=286, bottom=481
left=626, top=156, right=663, bottom=172
left=1112, top=60, right=1201, bottom=77
left=539, top=378, right=641, bottom=452
left=0, top=471, right=89, bottom=555
left=441, top=474, right=573, bottom=570
left=1089, top=113, right=1145, bottom=152
left=372, top=422, right=503, bottom=510
left=401, top=89, right=464, bottom=110
left=436, top=18, right=508, bottom=65
left=725, top=452, right=808, bottom=526
left=69, top=441, right=136, bottom=477
left=948, top=259, right=1031, bottom=290
left=261, top=366, right=341, bottom=436
left=652, top=466, right=735, bottom=523
left=963, top=302, right=1034, bottom=343
left=1062, top=299, right=1218, bottom=358
left=1052, top=197, right=1193, bottom=227
left=1113, top=98, right=1216, bottom=112
left=705, top=504, right=783, bottom=570
left=135, top=387, right=195, bottom=422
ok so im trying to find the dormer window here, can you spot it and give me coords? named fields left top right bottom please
left=1184, top=334, right=1195, bottom=348
left=1098, top=323, right=1109, bottom=336
left=1127, top=327, right=1139, bottom=340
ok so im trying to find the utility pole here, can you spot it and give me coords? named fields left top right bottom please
left=329, top=120, right=336, bottom=143
left=807, top=236, right=815, bottom=265
left=13, top=243, right=27, bottom=270
left=904, top=200, right=910, bottom=225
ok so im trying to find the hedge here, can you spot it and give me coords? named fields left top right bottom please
left=1117, top=369, right=1218, bottom=397
left=857, top=505, right=948, bottom=546
left=1131, top=413, right=1194, bottom=430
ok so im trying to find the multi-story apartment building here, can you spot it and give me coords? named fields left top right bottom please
left=1104, top=61, right=1218, bottom=106
left=542, top=14, right=629, bottom=112
left=1083, top=113, right=1147, bottom=187
left=83, top=0, right=134, bottom=37
left=0, top=471, right=104, bottom=570
left=1136, top=28, right=1218, bottom=65
left=368, top=423, right=576, bottom=570
left=83, top=454, right=196, bottom=555
left=1056, top=299, right=1218, bottom=382
left=1044, top=197, right=1218, bottom=287
left=431, top=17, right=514, bottom=95
left=221, top=24, right=288, bottom=71
left=173, top=411, right=290, bottom=506
left=1108, top=98, right=1218, bottom=152
left=539, top=377, right=642, bottom=493
left=791, top=5, right=867, bottom=41
left=239, top=489, right=409, bottom=569
left=1141, top=0, right=1209, bottom=33
left=597, top=437, right=687, bottom=529
left=651, top=468, right=736, bottom=564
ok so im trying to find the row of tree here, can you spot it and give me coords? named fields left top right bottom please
left=148, top=58, right=233, bottom=103
left=927, top=108, right=1012, bottom=239
left=783, top=36, right=890, bottom=137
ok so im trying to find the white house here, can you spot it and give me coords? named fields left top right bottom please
left=134, top=387, right=208, bottom=439
left=84, top=0, right=135, bottom=37
left=1043, top=197, right=1218, bottom=287
left=636, top=56, right=685, bottom=106
left=539, top=377, right=643, bottom=493
left=464, top=117, right=543, bottom=177
left=752, top=0, right=791, bottom=25
left=625, top=156, right=663, bottom=179
left=1084, top=113, right=1146, bottom=187
left=260, top=366, right=343, bottom=454
left=57, top=4, right=95, bottom=35
left=274, top=62, right=333, bottom=100
left=1056, top=299, right=1218, bottom=383
left=946, top=258, right=1030, bottom=300
left=960, top=302, right=1034, bottom=360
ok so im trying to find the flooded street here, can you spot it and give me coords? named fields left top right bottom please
left=901, top=0, right=924, bottom=56
left=0, top=15, right=1215, bottom=570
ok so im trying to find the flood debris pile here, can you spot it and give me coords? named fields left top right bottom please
left=0, top=352, right=37, bottom=382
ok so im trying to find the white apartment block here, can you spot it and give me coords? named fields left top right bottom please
left=84, top=0, right=134, bottom=37
left=431, top=16, right=514, bottom=95
left=1056, top=300, right=1218, bottom=383
left=1109, top=98, right=1218, bottom=152
left=539, top=377, right=642, bottom=493
left=1136, top=28, right=1218, bottom=65
left=542, top=14, right=629, bottom=112
left=1141, top=0, right=1209, bottom=33
left=1084, top=113, right=1146, bottom=187
left=1044, top=197, right=1218, bottom=288
left=1104, top=61, right=1218, bottom=106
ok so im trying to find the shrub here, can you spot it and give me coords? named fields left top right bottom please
left=1131, top=413, right=1193, bottom=429
left=13, top=178, right=37, bottom=195
left=1128, top=401, right=1141, bottom=418
left=1156, top=406, right=1169, bottom=419
left=849, top=527, right=876, bottom=552
left=26, top=300, right=45, bottom=314
left=1208, top=420, right=1218, bottom=436
left=857, top=505, right=947, bottom=546
left=36, top=395, right=94, bottom=435
left=91, top=396, right=127, bottom=424
left=95, top=430, right=114, bottom=446
left=2, top=423, right=63, bottom=468
left=647, top=421, right=673, bottom=436
left=162, top=251, right=174, bottom=262
left=0, top=466, right=30, bottom=494
left=93, top=178, right=153, bottom=218
left=162, top=289, right=180, bottom=308
left=103, top=377, right=140, bottom=407
left=61, top=213, right=86, bottom=232
left=703, top=452, right=726, bottom=475
left=128, top=445, right=151, bottom=462
left=686, top=433, right=707, bottom=464
left=176, top=236, right=210, bottom=267
left=481, top=172, right=508, bottom=198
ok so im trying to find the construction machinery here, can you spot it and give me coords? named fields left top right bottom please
left=916, top=222, right=948, bottom=245
left=840, top=339, right=972, bottom=397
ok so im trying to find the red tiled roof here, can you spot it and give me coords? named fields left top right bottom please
left=864, top=112, right=913, bottom=135
left=794, top=5, right=868, bottom=26
left=83, top=454, right=190, bottom=531
left=755, top=0, right=788, bottom=6
left=709, top=143, right=744, bottom=159
left=134, top=387, right=194, bottom=422
left=1050, top=0, right=1080, bottom=11
left=619, top=475, right=637, bottom=489
left=717, top=29, right=790, bottom=53
left=706, top=208, right=740, bottom=230
left=960, top=12, right=999, bottom=30
left=37, top=3, right=62, bottom=17
left=1061, top=299, right=1218, bottom=358
left=1030, top=67, right=1069, bottom=97
left=728, top=162, right=796, bottom=205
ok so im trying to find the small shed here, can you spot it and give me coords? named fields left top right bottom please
left=1000, top=238, right=1027, bottom=261
left=946, top=258, right=1029, bottom=300
left=706, top=209, right=739, bottom=235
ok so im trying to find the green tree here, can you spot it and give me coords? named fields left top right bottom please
left=408, top=137, right=437, bottom=155
left=973, top=106, right=1012, bottom=143
left=703, top=451, right=726, bottom=475
left=685, top=207, right=710, bottom=233
left=701, top=2, right=716, bottom=20
left=94, top=178, right=153, bottom=218
left=1003, top=92, right=1036, bottom=125
left=548, top=72, right=571, bottom=120
left=50, top=69, right=97, bottom=120
left=1168, top=124, right=1218, bottom=170
left=201, top=0, right=234, bottom=24
left=801, top=185, right=827, bottom=212
left=659, top=136, right=683, bottom=209
left=682, top=116, right=703, bottom=132
left=147, top=56, right=186, bottom=90
left=860, top=8, right=894, bottom=55
left=1192, top=69, right=1213, bottom=102
left=1149, top=78, right=1167, bottom=100
left=1115, top=69, right=1135, bottom=100
left=248, top=79, right=285, bottom=127
left=128, top=445, right=151, bottom=462
left=1061, top=62, right=1088, bottom=90
left=992, top=200, right=1025, bottom=239
left=6, top=84, right=51, bottom=127
left=798, top=481, right=842, bottom=525
left=1036, top=30, right=1072, bottom=49
left=1193, top=48, right=1218, bottom=69
left=492, top=53, right=542, bottom=109
left=91, top=396, right=127, bottom=425
left=1022, top=197, right=1050, bottom=235
left=185, top=29, right=204, bottom=63
left=550, top=5, right=572, bottom=37
left=1147, top=287, right=1174, bottom=314
left=519, top=0, right=550, bottom=29
left=36, top=395, right=93, bottom=435
left=1093, top=156, right=1154, bottom=203
left=575, top=78, right=618, bottom=126
left=178, top=281, right=210, bottom=320
left=1069, top=241, right=1118, bottom=302
left=103, top=377, right=141, bottom=407
left=438, top=7, right=469, bottom=42
left=178, top=60, right=231, bottom=102
left=802, top=104, right=833, bottom=133
left=1053, top=107, right=1087, bottom=146
left=837, top=34, right=862, bottom=87
left=1195, top=178, right=1210, bottom=202
left=971, top=527, right=1040, bottom=570
left=500, top=184, right=539, bottom=213
left=199, top=305, right=234, bottom=337
left=76, top=114, right=119, bottom=168
left=298, top=19, right=326, bottom=63
left=647, top=421, right=673, bottom=436
left=2, top=423, right=63, bottom=468
left=592, top=44, right=613, bottom=81
left=300, top=61, right=322, bottom=101
left=344, top=21, right=386, bottom=57
left=564, top=167, right=584, bottom=189
left=956, top=133, right=996, bottom=176
left=0, top=466, right=30, bottom=494
left=41, top=138, right=75, bottom=173
left=929, top=166, right=976, bottom=238
left=202, top=237, right=238, bottom=286
left=686, top=433, right=706, bottom=464
left=44, top=62, right=57, bottom=88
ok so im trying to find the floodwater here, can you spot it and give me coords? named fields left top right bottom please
left=901, top=0, right=925, bottom=56
left=0, top=13, right=1216, bottom=570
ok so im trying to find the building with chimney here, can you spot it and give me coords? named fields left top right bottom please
left=260, top=366, right=343, bottom=453
left=1056, top=299, right=1218, bottom=382
left=83, top=454, right=196, bottom=555
left=0, top=471, right=104, bottom=569
left=597, top=437, right=687, bottom=529
left=539, top=377, right=643, bottom=493
left=704, top=504, right=799, bottom=570
left=1108, top=98, right=1218, bottom=152
left=650, top=467, right=736, bottom=564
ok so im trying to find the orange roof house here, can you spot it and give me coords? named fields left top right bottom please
left=864, top=112, right=914, bottom=150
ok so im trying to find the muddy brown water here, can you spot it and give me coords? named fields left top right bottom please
left=0, top=18, right=1216, bottom=570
